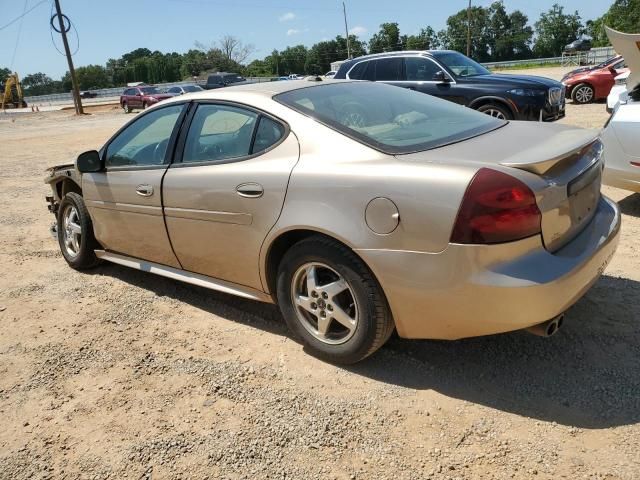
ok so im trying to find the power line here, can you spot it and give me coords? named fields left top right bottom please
left=10, top=0, right=29, bottom=69
left=0, top=0, right=48, bottom=32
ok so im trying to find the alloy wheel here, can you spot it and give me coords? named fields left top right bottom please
left=290, top=262, right=359, bottom=345
left=574, top=86, right=594, bottom=103
left=482, top=108, right=506, bottom=119
left=62, top=204, right=82, bottom=258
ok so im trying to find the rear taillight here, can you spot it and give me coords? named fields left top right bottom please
left=450, top=168, right=542, bottom=244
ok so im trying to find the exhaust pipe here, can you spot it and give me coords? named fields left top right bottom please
left=526, top=314, right=564, bottom=337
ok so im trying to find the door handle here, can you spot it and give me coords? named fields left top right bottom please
left=135, top=184, right=154, bottom=197
left=236, top=183, right=264, bottom=198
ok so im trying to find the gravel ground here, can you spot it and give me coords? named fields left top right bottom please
left=1, top=68, right=639, bottom=480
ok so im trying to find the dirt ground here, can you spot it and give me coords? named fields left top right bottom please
left=1, top=69, right=639, bottom=480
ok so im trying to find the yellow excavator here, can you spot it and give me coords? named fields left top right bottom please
left=2, top=72, right=27, bottom=109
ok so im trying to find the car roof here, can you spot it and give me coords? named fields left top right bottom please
left=345, top=49, right=457, bottom=63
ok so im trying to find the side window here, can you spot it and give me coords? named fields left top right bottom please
left=183, top=104, right=258, bottom=163
left=253, top=117, right=285, bottom=153
left=374, top=58, right=403, bottom=81
left=348, top=61, right=368, bottom=80
left=105, top=104, right=183, bottom=167
left=405, top=57, right=441, bottom=81
left=123, top=89, right=132, bottom=96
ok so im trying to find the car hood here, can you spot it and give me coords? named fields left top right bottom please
left=148, top=93, right=173, bottom=99
left=606, top=26, right=639, bottom=93
left=473, top=73, right=561, bottom=89
left=562, top=66, right=596, bottom=79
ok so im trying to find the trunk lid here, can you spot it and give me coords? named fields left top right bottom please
left=399, top=122, right=603, bottom=251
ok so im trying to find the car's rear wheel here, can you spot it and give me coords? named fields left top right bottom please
left=477, top=103, right=513, bottom=120
left=122, top=101, right=131, bottom=114
left=57, top=192, right=101, bottom=270
left=276, top=236, right=394, bottom=364
left=572, top=83, right=595, bottom=104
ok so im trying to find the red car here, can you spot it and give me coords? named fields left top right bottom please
left=120, top=86, right=173, bottom=113
left=562, top=56, right=628, bottom=104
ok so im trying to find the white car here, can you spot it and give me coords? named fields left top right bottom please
left=325, top=71, right=337, bottom=78
left=602, top=27, right=640, bottom=193
left=607, top=70, right=629, bottom=113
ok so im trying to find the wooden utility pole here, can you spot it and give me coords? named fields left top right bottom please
left=343, top=2, right=351, bottom=59
left=53, top=0, right=83, bottom=114
left=466, top=0, right=472, bottom=57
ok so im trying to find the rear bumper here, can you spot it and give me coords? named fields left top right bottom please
left=356, top=196, right=621, bottom=340
left=603, top=166, right=640, bottom=193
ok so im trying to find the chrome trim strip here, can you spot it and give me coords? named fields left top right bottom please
left=86, top=200, right=163, bottom=216
left=95, top=250, right=272, bottom=303
left=163, top=207, right=252, bottom=225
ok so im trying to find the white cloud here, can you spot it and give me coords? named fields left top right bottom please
left=279, top=12, right=296, bottom=22
left=286, top=28, right=301, bottom=36
left=349, top=26, right=367, bottom=36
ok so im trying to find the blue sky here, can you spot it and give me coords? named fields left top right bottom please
left=1, top=0, right=610, bottom=79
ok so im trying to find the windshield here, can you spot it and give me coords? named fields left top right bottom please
left=596, top=56, right=623, bottom=69
left=275, top=82, right=505, bottom=154
left=434, top=51, right=490, bottom=78
left=183, top=85, right=203, bottom=92
left=140, top=87, right=160, bottom=94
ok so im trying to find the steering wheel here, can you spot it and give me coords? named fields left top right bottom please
left=339, top=102, right=369, bottom=128
left=153, top=138, right=170, bottom=163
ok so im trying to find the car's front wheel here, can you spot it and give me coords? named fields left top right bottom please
left=572, top=83, right=595, bottom=104
left=276, top=236, right=394, bottom=364
left=477, top=103, right=513, bottom=120
left=57, top=192, right=101, bottom=270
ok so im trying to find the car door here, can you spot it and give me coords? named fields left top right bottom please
left=403, top=56, right=451, bottom=97
left=82, top=103, right=187, bottom=267
left=162, top=101, right=300, bottom=290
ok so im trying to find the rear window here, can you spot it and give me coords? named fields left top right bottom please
left=374, top=58, right=403, bottom=81
left=275, top=82, right=505, bottom=154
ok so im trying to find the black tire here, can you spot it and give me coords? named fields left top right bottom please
left=276, top=235, right=394, bottom=364
left=571, top=83, right=595, bottom=104
left=57, top=192, right=101, bottom=270
left=122, top=102, right=130, bottom=113
left=142, top=102, right=147, bottom=110
left=476, top=102, right=513, bottom=120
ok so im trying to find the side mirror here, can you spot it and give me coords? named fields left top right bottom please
left=76, top=150, right=102, bottom=173
left=433, top=70, right=451, bottom=83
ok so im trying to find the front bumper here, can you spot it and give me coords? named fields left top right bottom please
left=356, top=196, right=621, bottom=340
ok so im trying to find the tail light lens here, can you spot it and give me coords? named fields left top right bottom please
left=450, top=168, right=542, bottom=244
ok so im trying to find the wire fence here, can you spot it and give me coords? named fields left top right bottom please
left=23, top=77, right=275, bottom=106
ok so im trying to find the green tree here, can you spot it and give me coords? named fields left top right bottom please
left=587, top=0, right=640, bottom=47
left=280, top=45, right=308, bottom=75
left=0, top=67, right=11, bottom=81
left=440, top=6, right=491, bottom=61
left=21, top=72, right=59, bottom=95
left=486, top=2, right=532, bottom=60
left=533, top=4, right=583, bottom=57
left=62, top=65, right=111, bottom=90
left=369, top=23, right=402, bottom=53
left=405, top=27, right=440, bottom=50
